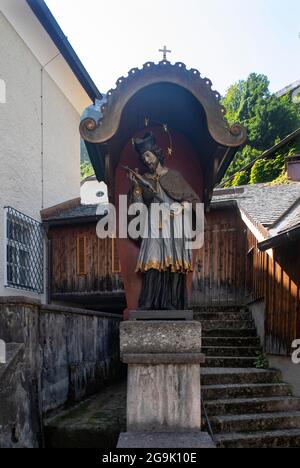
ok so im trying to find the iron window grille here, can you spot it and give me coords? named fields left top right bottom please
left=5, top=207, right=44, bottom=294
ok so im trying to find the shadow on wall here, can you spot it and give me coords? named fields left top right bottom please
left=0, top=298, right=122, bottom=448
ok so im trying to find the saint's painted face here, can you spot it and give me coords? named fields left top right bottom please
left=142, top=151, right=159, bottom=173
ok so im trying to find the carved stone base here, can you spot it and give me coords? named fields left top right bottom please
left=120, top=317, right=205, bottom=434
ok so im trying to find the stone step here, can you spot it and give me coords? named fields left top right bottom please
left=202, top=337, right=261, bottom=347
left=198, top=305, right=300, bottom=448
left=201, top=368, right=282, bottom=386
left=203, top=328, right=257, bottom=338
left=193, top=306, right=247, bottom=313
left=202, top=383, right=291, bottom=400
left=203, top=356, right=257, bottom=368
left=201, top=320, right=255, bottom=330
left=205, top=397, right=300, bottom=416
left=194, top=312, right=252, bottom=321
left=210, top=411, right=300, bottom=434
left=202, top=346, right=261, bottom=357
left=215, top=429, right=300, bottom=448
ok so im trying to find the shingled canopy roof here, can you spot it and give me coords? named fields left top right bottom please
left=278, top=201, right=300, bottom=234
left=80, top=60, right=247, bottom=206
left=212, top=182, right=300, bottom=250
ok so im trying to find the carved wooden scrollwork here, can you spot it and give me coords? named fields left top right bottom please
left=80, top=61, right=247, bottom=148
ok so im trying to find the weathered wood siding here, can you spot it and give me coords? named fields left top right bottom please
left=247, top=230, right=300, bottom=356
left=49, top=224, right=123, bottom=295
left=192, top=207, right=247, bottom=306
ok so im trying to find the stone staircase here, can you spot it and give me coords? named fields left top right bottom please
left=195, top=306, right=300, bottom=448
left=44, top=305, right=300, bottom=449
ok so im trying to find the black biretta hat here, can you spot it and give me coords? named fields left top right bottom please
left=133, top=132, right=156, bottom=156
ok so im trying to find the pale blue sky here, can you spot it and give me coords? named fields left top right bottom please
left=45, top=0, right=300, bottom=96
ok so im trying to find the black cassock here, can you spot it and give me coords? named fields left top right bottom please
left=129, top=169, right=200, bottom=310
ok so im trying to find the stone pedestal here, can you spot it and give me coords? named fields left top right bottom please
left=118, top=317, right=215, bottom=448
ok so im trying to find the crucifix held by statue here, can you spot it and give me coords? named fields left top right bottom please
left=126, top=132, right=200, bottom=310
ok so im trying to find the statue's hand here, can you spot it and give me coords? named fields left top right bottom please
left=127, top=168, right=139, bottom=185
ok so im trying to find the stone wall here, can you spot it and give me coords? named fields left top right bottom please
left=248, top=299, right=300, bottom=397
left=248, top=299, right=265, bottom=347
left=268, top=356, right=300, bottom=397
left=0, top=297, right=122, bottom=448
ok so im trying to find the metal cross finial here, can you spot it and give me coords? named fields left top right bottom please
left=159, top=45, right=171, bottom=61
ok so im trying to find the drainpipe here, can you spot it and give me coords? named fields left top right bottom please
left=40, top=53, right=61, bottom=210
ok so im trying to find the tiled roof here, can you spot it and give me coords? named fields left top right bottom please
left=45, top=182, right=300, bottom=230
left=212, top=182, right=300, bottom=228
left=276, top=79, right=300, bottom=98
left=44, top=204, right=99, bottom=222
left=278, top=201, right=300, bottom=234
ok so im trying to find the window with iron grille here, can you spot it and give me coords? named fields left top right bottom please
left=5, top=207, right=44, bottom=293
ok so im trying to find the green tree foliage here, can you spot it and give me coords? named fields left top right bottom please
left=250, top=153, right=284, bottom=184
left=222, top=73, right=300, bottom=185
left=287, top=135, right=300, bottom=155
left=80, top=161, right=94, bottom=180
left=226, top=145, right=261, bottom=182
left=80, top=139, right=95, bottom=180
left=81, top=140, right=90, bottom=163
left=231, top=171, right=250, bottom=187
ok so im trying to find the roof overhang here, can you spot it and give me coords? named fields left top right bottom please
left=276, top=79, right=300, bottom=98
left=43, top=215, right=100, bottom=226
left=80, top=62, right=247, bottom=147
left=0, top=0, right=101, bottom=113
left=258, top=225, right=300, bottom=251
left=80, top=61, right=247, bottom=205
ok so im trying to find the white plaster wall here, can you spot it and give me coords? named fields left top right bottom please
left=81, top=180, right=108, bottom=205
left=0, top=12, right=81, bottom=300
left=42, top=71, right=80, bottom=209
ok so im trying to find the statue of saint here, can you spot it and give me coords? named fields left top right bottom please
left=128, top=132, right=200, bottom=310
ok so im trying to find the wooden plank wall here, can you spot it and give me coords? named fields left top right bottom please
left=49, top=210, right=300, bottom=356
left=247, top=230, right=300, bottom=356
left=50, top=208, right=247, bottom=306
left=191, top=206, right=247, bottom=306
left=49, top=224, right=123, bottom=295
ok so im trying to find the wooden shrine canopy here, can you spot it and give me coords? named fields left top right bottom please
left=80, top=60, right=247, bottom=206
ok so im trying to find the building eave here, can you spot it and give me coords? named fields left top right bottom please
left=276, top=79, right=300, bottom=98
left=26, top=0, right=102, bottom=102
left=43, top=215, right=100, bottom=226
left=258, top=225, right=300, bottom=252
left=237, top=206, right=274, bottom=258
